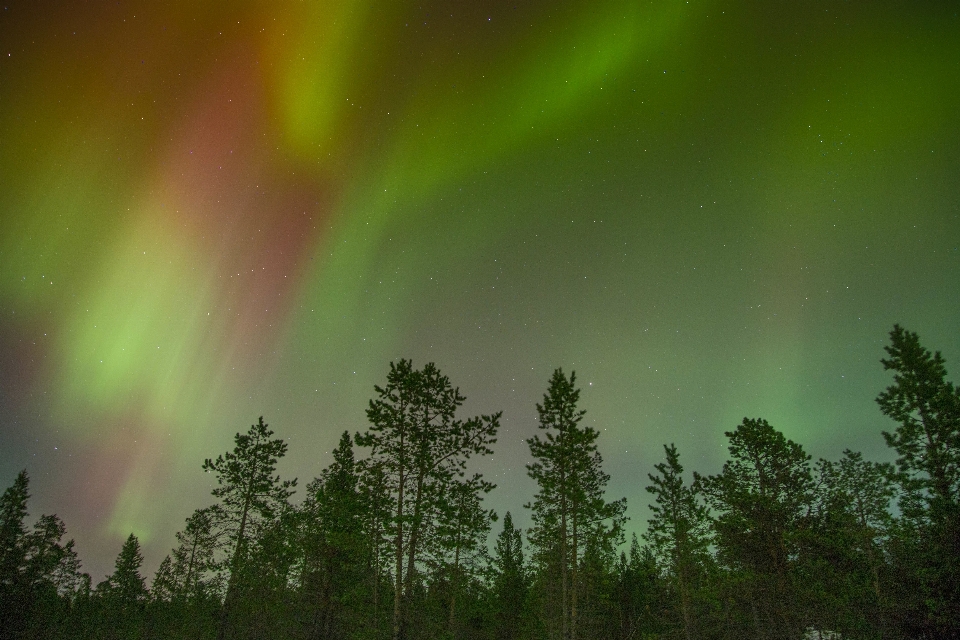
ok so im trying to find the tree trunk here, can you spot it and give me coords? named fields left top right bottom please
left=449, top=539, right=460, bottom=636
left=392, top=464, right=405, bottom=640
left=217, top=473, right=255, bottom=640
left=371, top=515, right=381, bottom=626
left=184, top=539, right=197, bottom=597
left=560, top=491, right=569, bottom=640
left=570, top=512, right=578, bottom=640
left=399, top=469, right=426, bottom=639
left=679, top=574, right=694, bottom=640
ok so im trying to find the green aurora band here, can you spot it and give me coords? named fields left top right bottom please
left=1, top=0, right=958, bottom=578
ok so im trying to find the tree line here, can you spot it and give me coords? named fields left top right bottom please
left=1, top=325, right=958, bottom=640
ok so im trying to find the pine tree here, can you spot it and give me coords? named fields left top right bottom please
left=175, top=508, right=222, bottom=600
left=697, top=418, right=814, bottom=640
left=802, top=451, right=895, bottom=637
left=203, top=416, right=296, bottom=640
left=299, top=431, right=366, bottom=640
left=526, top=368, right=626, bottom=640
left=0, top=471, right=31, bottom=640
left=151, top=508, right=223, bottom=640
left=356, top=359, right=500, bottom=640
left=492, top=512, right=527, bottom=640
left=615, top=536, right=667, bottom=640
left=432, top=473, right=496, bottom=637
left=240, top=508, right=300, bottom=639
left=0, top=471, right=83, bottom=640
left=876, top=325, right=960, bottom=636
left=644, top=444, right=710, bottom=640
left=356, top=456, right=393, bottom=633
left=0, top=471, right=29, bottom=585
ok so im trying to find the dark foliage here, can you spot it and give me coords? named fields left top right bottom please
left=5, top=325, right=958, bottom=640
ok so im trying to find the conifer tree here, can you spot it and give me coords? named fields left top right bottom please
left=615, top=535, right=667, bottom=640
left=151, top=508, right=224, bottom=640
left=0, top=471, right=83, bottom=640
left=153, top=508, right=221, bottom=603
left=0, top=471, right=29, bottom=583
left=356, top=456, right=392, bottom=632
left=432, top=473, right=496, bottom=636
left=100, top=533, right=148, bottom=604
left=644, top=444, right=710, bottom=640
left=356, top=359, right=500, bottom=640
left=95, top=533, right=148, bottom=640
left=803, top=451, right=895, bottom=637
left=299, top=431, right=366, bottom=640
left=203, top=416, right=296, bottom=640
left=697, top=418, right=814, bottom=640
left=0, top=471, right=31, bottom=640
left=876, top=325, right=960, bottom=636
left=526, top=368, right=626, bottom=640
left=492, top=511, right=527, bottom=640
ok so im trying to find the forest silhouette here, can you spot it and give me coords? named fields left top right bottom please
left=1, top=325, right=958, bottom=640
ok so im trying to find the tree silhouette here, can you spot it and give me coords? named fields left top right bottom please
left=299, top=431, right=366, bottom=640
left=802, top=450, right=895, bottom=637
left=526, top=368, right=625, bottom=640
left=100, top=533, right=147, bottom=604
left=877, top=325, right=960, bottom=636
left=203, top=416, right=296, bottom=640
left=0, top=471, right=32, bottom=640
left=0, top=471, right=83, bottom=640
left=14, top=331, right=960, bottom=640
left=644, top=444, right=710, bottom=640
left=357, top=359, right=500, bottom=640
left=432, top=473, right=496, bottom=636
left=697, top=418, right=813, bottom=640
left=491, top=511, right=527, bottom=640
left=95, top=533, right=148, bottom=640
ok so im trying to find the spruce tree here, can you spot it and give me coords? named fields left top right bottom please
left=101, top=533, right=148, bottom=604
left=526, top=368, right=626, bottom=640
left=644, top=444, right=710, bottom=640
left=0, top=471, right=31, bottom=640
left=95, top=533, right=148, bottom=640
left=492, top=511, right=527, bottom=640
left=0, top=471, right=29, bottom=584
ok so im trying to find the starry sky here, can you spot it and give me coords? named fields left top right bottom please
left=1, top=0, right=958, bottom=581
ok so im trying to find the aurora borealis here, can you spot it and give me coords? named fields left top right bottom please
left=1, top=0, right=958, bottom=580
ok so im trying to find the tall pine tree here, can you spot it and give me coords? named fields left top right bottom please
left=877, top=325, right=960, bottom=636
left=356, top=359, right=500, bottom=640
left=203, top=416, right=296, bottom=640
left=697, top=418, right=814, bottom=640
left=299, top=431, right=366, bottom=640
left=644, top=444, right=710, bottom=640
left=526, top=368, right=625, bottom=640
left=0, top=471, right=83, bottom=640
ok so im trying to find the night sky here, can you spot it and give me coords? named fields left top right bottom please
left=1, top=0, right=958, bottom=582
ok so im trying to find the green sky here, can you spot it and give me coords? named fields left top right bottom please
left=1, top=0, right=958, bottom=579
